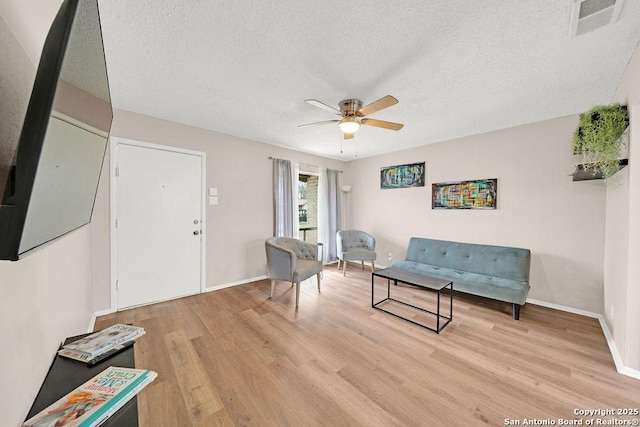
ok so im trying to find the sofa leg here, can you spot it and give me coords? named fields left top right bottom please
left=371, top=261, right=375, bottom=273
left=295, top=283, right=300, bottom=307
left=512, top=304, right=520, bottom=320
left=361, top=261, right=365, bottom=270
left=317, top=273, right=321, bottom=292
left=337, top=259, right=341, bottom=270
left=343, top=261, right=347, bottom=276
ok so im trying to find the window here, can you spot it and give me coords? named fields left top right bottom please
left=298, top=174, right=318, bottom=242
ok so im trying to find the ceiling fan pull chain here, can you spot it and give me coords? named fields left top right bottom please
left=355, top=133, right=358, bottom=158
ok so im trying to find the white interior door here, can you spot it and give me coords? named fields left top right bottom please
left=115, top=142, right=204, bottom=309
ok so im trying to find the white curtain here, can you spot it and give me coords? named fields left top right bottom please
left=292, top=162, right=299, bottom=239
left=318, top=168, right=341, bottom=263
left=273, top=159, right=299, bottom=238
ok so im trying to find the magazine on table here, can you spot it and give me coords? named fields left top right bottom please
left=23, top=366, right=157, bottom=427
left=60, top=324, right=145, bottom=358
left=57, top=339, right=136, bottom=364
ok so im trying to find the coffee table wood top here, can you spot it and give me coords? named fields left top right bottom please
left=373, top=267, right=452, bottom=291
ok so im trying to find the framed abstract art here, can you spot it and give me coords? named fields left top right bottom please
left=432, top=178, right=497, bottom=209
left=380, top=162, right=425, bottom=189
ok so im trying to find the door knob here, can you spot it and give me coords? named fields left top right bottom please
left=193, top=230, right=200, bottom=235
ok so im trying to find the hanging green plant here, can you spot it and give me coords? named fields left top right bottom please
left=573, top=104, right=629, bottom=180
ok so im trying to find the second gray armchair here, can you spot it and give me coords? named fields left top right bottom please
left=336, top=230, right=377, bottom=276
left=265, top=236, right=323, bottom=307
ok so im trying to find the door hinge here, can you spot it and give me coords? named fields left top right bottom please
left=115, top=166, right=119, bottom=177
left=115, top=218, right=118, bottom=228
left=116, top=280, right=119, bottom=290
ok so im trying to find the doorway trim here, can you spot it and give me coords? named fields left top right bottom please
left=109, top=136, right=206, bottom=311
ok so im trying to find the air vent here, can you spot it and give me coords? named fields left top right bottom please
left=569, top=0, right=625, bottom=37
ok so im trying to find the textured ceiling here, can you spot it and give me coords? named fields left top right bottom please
left=97, top=0, right=640, bottom=161
left=62, top=0, right=110, bottom=101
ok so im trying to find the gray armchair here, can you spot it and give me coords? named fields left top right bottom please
left=336, top=230, right=376, bottom=276
left=265, top=236, right=322, bottom=307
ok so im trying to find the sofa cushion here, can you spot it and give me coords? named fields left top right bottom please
left=392, top=260, right=530, bottom=305
left=292, top=259, right=323, bottom=283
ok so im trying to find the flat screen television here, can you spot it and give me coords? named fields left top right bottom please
left=0, top=0, right=112, bottom=260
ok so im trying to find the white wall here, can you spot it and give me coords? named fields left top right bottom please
left=0, top=0, right=63, bottom=64
left=0, top=229, right=95, bottom=426
left=604, top=166, right=629, bottom=354
left=348, top=115, right=606, bottom=313
left=91, top=109, right=349, bottom=310
left=625, top=106, right=640, bottom=371
left=606, top=41, right=640, bottom=372
left=0, top=3, right=98, bottom=425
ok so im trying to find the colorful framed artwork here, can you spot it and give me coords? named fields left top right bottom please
left=380, top=162, right=425, bottom=189
left=432, top=178, right=497, bottom=209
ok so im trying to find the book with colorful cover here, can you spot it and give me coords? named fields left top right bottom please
left=23, top=366, right=157, bottom=427
left=60, top=324, right=145, bottom=358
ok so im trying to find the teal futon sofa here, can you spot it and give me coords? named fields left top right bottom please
left=392, top=237, right=531, bottom=319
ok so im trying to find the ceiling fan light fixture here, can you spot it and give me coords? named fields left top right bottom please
left=338, top=117, right=360, bottom=134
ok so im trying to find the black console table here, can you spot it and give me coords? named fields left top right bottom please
left=25, top=332, right=138, bottom=426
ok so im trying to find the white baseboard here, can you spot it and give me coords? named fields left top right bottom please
left=597, top=316, right=640, bottom=380
left=526, top=298, right=601, bottom=318
left=204, top=275, right=268, bottom=293
left=87, top=308, right=116, bottom=332
left=526, top=298, right=640, bottom=381
left=620, top=366, right=640, bottom=380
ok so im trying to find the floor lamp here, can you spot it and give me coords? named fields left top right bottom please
left=341, top=185, right=352, bottom=229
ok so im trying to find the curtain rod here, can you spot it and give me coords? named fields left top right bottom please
left=268, top=156, right=343, bottom=173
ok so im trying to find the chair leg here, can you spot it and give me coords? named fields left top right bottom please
left=295, top=282, right=301, bottom=307
left=317, top=273, right=321, bottom=292
left=336, top=259, right=341, bottom=270
left=343, top=260, right=347, bottom=276
left=371, top=261, right=375, bottom=273
left=269, top=279, right=276, bottom=298
left=361, top=261, right=364, bottom=270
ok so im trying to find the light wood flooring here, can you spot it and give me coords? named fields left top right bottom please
left=96, top=265, right=640, bottom=426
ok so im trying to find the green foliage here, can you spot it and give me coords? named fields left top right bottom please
left=573, top=104, right=629, bottom=180
left=298, top=181, right=307, bottom=200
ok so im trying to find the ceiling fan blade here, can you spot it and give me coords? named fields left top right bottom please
left=343, top=132, right=355, bottom=140
left=361, top=118, right=404, bottom=131
left=304, top=99, right=341, bottom=115
left=298, top=120, right=339, bottom=128
left=357, top=95, right=399, bottom=117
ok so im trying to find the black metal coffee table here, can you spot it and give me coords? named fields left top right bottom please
left=372, top=267, right=453, bottom=333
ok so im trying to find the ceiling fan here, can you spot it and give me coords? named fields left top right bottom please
left=298, top=95, right=404, bottom=139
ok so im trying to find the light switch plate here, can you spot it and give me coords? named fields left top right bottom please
left=209, top=187, right=217, bottom=196
left=208, top=196, right=218, bottom=205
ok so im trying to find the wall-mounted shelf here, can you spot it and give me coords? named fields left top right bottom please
left=572, top=159, right=629, bottom=181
